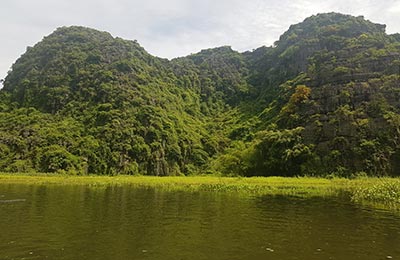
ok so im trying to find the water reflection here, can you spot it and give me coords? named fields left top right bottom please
left=0, top=184, right=399, bottom=260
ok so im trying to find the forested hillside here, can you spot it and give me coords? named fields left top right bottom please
left=2, top=13, right=400, bottom=177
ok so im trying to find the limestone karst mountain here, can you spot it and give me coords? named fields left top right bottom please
left=1, top=13, right=400, bottom=176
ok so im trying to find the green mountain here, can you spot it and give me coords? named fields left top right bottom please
left=2, top=12, right=400, bottom=177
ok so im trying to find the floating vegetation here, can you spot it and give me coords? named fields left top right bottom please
left=0, top=174, right=399, bottom=211
left=350, top=178, right=400, bottom=209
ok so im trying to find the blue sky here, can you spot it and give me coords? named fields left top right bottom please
left=1, top=0, right=400, bottom=82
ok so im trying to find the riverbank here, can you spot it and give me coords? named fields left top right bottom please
left=0, top=174, right=399, bottom=210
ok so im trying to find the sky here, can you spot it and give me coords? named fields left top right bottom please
left=1, top=0, right=400, bottom=82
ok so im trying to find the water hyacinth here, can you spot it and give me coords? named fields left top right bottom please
left=352, top=179, right=400, bottom=206
left=0, top=174, right=399, bottom=211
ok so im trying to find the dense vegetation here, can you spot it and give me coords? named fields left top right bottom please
left=2, top=13, right=400, bottom=177
left=1, top=174, right=399, bottom=210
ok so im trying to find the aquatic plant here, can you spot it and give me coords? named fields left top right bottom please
left=1, top=174, right=399, bottom=211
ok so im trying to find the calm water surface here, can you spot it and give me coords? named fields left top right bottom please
left=0, top=184, right=399, bottom=260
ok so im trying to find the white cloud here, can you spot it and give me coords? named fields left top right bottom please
left=0, top=0, right=400, bottom=81
left=388, top=1, right=400, bottom=13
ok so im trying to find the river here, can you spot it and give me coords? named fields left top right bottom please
left=0, top=184, right=399, bottom=259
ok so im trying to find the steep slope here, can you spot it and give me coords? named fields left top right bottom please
left=2, top=13, right=400, bottom=177
left=0, top=26, right=224, bottom=175
left=217, top=13, right=400, bottom=177
left=275, top=13, right=400, bottom=176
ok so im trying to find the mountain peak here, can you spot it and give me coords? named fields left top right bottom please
left=276, top=12, right=386, bottom=47
left=1, top=13, right=400, bottom=176
left=44, top=26, right=115, bottom=45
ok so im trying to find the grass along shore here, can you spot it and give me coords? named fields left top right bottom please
left=0, top=174, right=399, bottom=211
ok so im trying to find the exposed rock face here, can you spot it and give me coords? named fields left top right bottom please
left=1, top=13, right=400, bottom=176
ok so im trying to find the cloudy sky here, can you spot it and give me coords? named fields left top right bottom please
left=1, top=0, right=400, bottom=82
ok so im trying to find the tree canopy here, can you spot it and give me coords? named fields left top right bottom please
left=2, top=13, right=400, bottom=177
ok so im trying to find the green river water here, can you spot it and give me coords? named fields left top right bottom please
left=0, top=184, right=399, bottom=260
